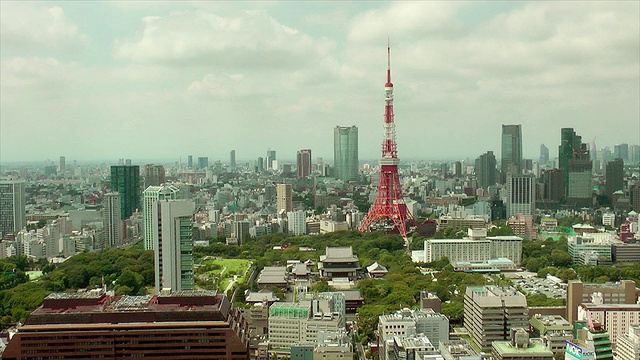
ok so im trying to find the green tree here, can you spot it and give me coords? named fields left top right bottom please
left=442, top=301, right=464, bottom=323
left=550, top=250, right=572, bottom=267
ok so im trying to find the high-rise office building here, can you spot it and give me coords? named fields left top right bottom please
left=155, top=199, right=195, bottom=293
left=142, top=185, right=180, bottom=250
left=230, top=150, right=236, bottom=171
left=276, top=184, right=292, bottom=214
left=110, top=165, right=140, bottom=220
left=296, top=149, right=312, bottom=179
left=614, top=143, right=629, bottom=161
left=559, top=128, right=592, bottom=204
left=232, top=220, right=250, bottom=245
left=543, top=169, right=565, bottom=202
left=0, top=179, right=26, bottom=237
left=464, top=286, right=528, bottom=352
left=454, top=161, right=462, bottom=178
left=266, top=150, right=277, bottom=170
left=501, top=124, right=522, bottom=181
left=540, top=144, right=549, bottom=165
left=197, top=157, right=209, bottom=169
left=334, top=126, right=358, bottom=181
left=440, top=162, right=449, bottom=178
left=475, top=151, right=497, bottom=189
left=507, top=174, right=535, bottom=218
left=606, top=158, right=624, bottom=200
left=103, top=192, right=122, bottom=249
left=256, top=157, right=264, bottom=172
left=58, top=156, right=66, bottom=174
left=630, top=145, right=640, bottom=165
left=144, top=164, right=165, bottom=187
left=187, top=155, right=193, bottom=168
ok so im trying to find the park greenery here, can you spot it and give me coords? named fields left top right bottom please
left=2, top=229, right=640, bottom=345
left=194, top=257, right=252, bottom=292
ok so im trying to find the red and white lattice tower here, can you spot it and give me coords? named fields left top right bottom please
left=359, top=42, right=417, bottom=239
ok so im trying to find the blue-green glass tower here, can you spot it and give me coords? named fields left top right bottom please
left=110, top=165, right=140, bottom=219
left=334, top=126, right=358, bottom=181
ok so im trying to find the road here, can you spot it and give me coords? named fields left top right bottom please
left=352, top=321, right=367, bottom=360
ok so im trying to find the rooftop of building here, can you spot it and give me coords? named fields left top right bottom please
left=580, top=303, right=640, bottom=310
left=427, top=238, right=491, bottom=244
left=28, top=290, right=229, bottom=325
left=492, top=339, right=552, bottom=356
left=530, top=315, right=572, bottom=332
left=466, top=286, right=527, bottom=306
left=379, top=308, right=448, bottom=323
left=245, top=289, right=279, bottom=303
left=395, top=334, right=435, bottom=349
left=486, top=236, right=524, bottom=240
left=320, top=246, right=358, bottom=262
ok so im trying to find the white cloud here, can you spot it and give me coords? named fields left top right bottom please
left=114, top=9, right=330, bottom=71
left=0, top=2, right=86, bottom=52
left=0, top=2, right=637, bottom=162
left=348, top=2, right=466, bottom=44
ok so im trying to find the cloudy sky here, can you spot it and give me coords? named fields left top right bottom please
left=1, top=1, right=638, bottom=164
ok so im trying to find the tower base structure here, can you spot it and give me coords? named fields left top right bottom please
left=359, top=164, right=417, bottom=239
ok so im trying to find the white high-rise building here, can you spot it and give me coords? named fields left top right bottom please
left=44, top=222, right=60, bottom=258
left=154, top=199, right=195, bottom=293
left=616, top=325, right=640, bottom=360
left=602, top=213, right=616, bottom=228
left=507, top=174, right=535, bottom=218
left=287, top=210, right=306, bottom=236
left=103, top=192, right=122, bottom=249
left=0, top=178, right=26, bottom=237
left=143, top=185, right=180, bottom=250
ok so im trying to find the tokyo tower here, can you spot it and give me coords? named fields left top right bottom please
left=359, top=42, right=417, bottom=239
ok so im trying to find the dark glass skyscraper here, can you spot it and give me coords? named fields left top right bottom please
left=475, top=151, right=497, bottom=188
left=230, top=150, right=236, bottom=170
left=110, top=165, right=140, bottom=219
left=501, top=124, right=522, bottom=181
left=334, top=126, right=358, bottom=181
left=606, top=158, right=624, bottom=200
left=558, top=128, right=591, bottom=203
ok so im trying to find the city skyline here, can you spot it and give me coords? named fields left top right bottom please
left=1, top=2, right=638, bottom=162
